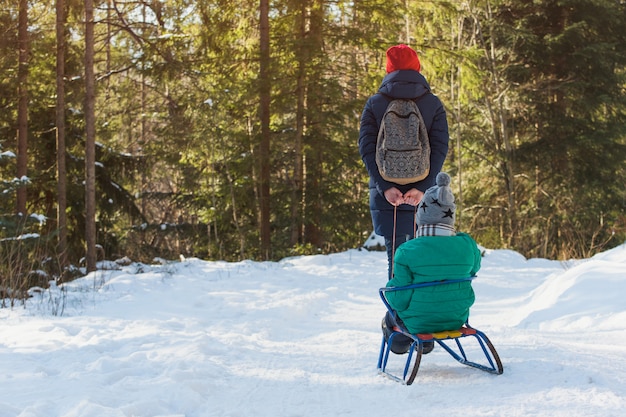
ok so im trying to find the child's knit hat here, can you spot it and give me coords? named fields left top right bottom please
left=417, top=172, right=456, bottom=226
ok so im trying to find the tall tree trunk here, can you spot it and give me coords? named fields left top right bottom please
left=56, top=0, right=68, bottom=267
left=448, top=14, right=464, bottom=229
left=259, top=0, right=271, bottom=260
left=84, top=0, right=97, bottom=272
left=289, top=68, right=305, bottom=246
left=290, top=0, right=307, bottom=247
left=303, top=0, right=324, bottom=248
left=16, top=0, right=28, bottom=216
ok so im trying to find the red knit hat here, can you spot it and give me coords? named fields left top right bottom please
left=386, top=44, right=421, bottom=73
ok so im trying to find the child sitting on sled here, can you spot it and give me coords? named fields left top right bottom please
left=381, top=172, right=482, bottom=354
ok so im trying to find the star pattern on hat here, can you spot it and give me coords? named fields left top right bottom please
left=430, top=198, right=441, bottom=207
left=442, top=208, right=454, bottom=218
left=419, top=201, right=428, bottom=212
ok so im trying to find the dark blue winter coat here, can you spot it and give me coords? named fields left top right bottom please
left=358, top=70, right=449, bottom=238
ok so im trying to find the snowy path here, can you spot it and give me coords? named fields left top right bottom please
left=1, top=246, right=625, bottom=417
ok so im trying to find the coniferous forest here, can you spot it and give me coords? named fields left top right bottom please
left=1, top=0, right=625, bottom=296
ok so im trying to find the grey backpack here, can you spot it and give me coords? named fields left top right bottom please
left=376, top=97, right=430, bottom=185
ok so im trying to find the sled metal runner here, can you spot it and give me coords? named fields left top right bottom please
left=377, top=278, right=504, bottom=385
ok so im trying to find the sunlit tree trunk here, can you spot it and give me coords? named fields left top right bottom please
left=16, top=0, right=28, bottom=216
left=56, top=0, right=68, bottom=267
left=290, top=0, right=307, bottom=247
left=259, top=0, right=271, bottom=260
left=303, top=0, right=324, bottom=247
left=84, top=0, right=97, bottom=272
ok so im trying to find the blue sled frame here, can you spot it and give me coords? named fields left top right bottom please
left=377, top=278, right=504, bottom=385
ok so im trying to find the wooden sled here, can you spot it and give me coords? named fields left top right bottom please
left=377, top=278, right=504, bottom=385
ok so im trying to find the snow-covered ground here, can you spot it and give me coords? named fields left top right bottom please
left=1, top=241, right=625, bottom=417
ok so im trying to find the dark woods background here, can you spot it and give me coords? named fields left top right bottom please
left=1, top=0, right=625, bottom=291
